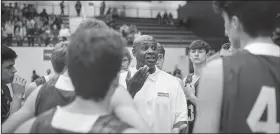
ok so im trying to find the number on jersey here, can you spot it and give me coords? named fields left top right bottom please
left=246, top=86, right=279, bottom=133
left=188, top=105, right=194, bottom=122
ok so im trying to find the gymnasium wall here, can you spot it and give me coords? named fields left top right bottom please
left=11, top=47, right=189, bottom=82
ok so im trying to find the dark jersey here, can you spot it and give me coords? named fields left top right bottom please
left=35, top=76, right=75, bottom=116
left=184, top=73, right=200, bottom=134
left=30, top=107, right=132, bottom=133
left=1, top=82, right=12, bottom=124
left=220, top=50, right=280, bottom=133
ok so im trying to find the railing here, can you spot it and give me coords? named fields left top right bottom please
left=12, top=2, right=177, bottom=18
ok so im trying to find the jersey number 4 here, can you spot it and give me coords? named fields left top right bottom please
left=246, top=86, right=279, bottom=133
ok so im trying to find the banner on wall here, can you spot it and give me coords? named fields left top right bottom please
left=43, top=49, right=53, bottom=61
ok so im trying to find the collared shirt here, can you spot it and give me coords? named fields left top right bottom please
left=119, top=66, right=188, bottom=133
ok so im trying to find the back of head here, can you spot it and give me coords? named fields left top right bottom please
left=74, top=18, right=110, bottom=34
left=189, top=40, right=210, bottom=53
left=213, top=1, right=279, bottom=38
left=67, top=28, right=125, bottom=101
left=51, top=41, right=69, bottom=74
left=2, top=46, right=17, bottom=63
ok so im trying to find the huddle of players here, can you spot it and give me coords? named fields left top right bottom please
left=2, top=1, right=280, bottom=133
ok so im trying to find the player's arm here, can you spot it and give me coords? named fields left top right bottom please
left=182, top=78, right=198, bottom=106
left=2, top=85, right=42, bottom=133
left=111, top=85, right=152, bottom=133
left=25, top=75, right=51, bottom=98
left=172, top=82, right=188, bottom=133
left=193, top=59, right=224, bottom=133
left=14, top=118, right=36, bottom=133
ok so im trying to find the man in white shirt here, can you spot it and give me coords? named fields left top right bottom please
left=119, top=35, right=188, bottom=133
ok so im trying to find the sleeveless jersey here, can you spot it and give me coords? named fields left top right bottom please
left=35, top=76, right=75, bottom=116
left=183, top=73, right=199, bottom=134
left=220, top=50, right=280, bottom=133
left=30, top=107, right=132, bottom=133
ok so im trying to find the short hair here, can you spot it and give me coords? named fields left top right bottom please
left=212, top=1, right=279, bottom=38
left=51, top=41, right=69, bottom=73
left=157, top=42, right=165, bottom=56
left=133, top=35, right=158, bottom=48
left=189, top=40, right=210, bottom=53
left=67, top=28, right=125, bottom=101
left=74, top=18, right=110, bottom=33
left=123, top=47, right=132, bottom=63
left=1, top=46, right=17, bottom=63
left=221, top=43, right=231, bottom=50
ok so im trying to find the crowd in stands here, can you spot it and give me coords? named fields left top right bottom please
left=156, top=11, right=174, bottom=25
left=119, top=24, right=141, bottom=45
left=1, top=2, right=65, bottom=47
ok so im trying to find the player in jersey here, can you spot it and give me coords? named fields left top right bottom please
left=15, top=25, right=140, bottom=133
left=182, top=40, right=210, bottom=133
left=3, top=19, right=151, bottom=133
left=194, top=1, right=280, bottom=133
left=156, top=42, right=184, bottom=87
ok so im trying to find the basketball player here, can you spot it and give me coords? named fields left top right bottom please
left=193, top=1, right=280, bottom=133
left=156, top=42, right=184, bottom=87
left=119, top=35, right=188, bottom=133
left=15, top=27, right=140, bottom=133
left=3, top=19, right=151, bottom=133
left=182, top=40, right=210, bottom=133
left=121, top=47, right=132, bottom=73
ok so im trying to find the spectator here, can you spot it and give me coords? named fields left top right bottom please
left=14, top=24, right=26, bottom=46
left=106, top=7, right=112, bottom=16
left=75, top=0, right=82, bottom=17
left=173, top=66, right=182, bottom=79
left=2, top=24, right=7, bottom=45
left=100, top=1, right=106, bottom=16
left=58, top=24, right=70, bottom=41
left=35, top=16, right=44, bottom=46
left=163, top=11, right=168, bottom=24
left=8, top=3, right=14, bottom=20
left=40, top=9, right=49, bottom=23
left=22, top=4, right=28, bottom=18
left=41, top=24, right=51, bottom=46
left=120, top=5, right=126, bottom=17
left=14, top=3, right=22, bottom=20
left=31, top=70, right=40, bottom=82
left=112, top=7, right=118, bottom=18
left=28, top=4, right=37, bottom=19
left=14, top=17, right=22, bottom=28
left=26, top=17, right=35, bottom=46
left=168, top=13, right=174, bottom=25
left=60, top=0, right=65, bottom=15
left=156, top=12, right=162, bottom=24
left=51, top=24, right=60, bottom=45
left=5, top=20, right=14, bottom=46
left=119, top=24, right=129, bottom=38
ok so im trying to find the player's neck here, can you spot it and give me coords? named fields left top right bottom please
left=241, top=36, right=275, bottom=49
left=63, top=96, right=111, bottom=115
left=193, top=63, right=205, bottom=77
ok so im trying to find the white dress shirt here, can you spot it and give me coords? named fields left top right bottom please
left=119, top=66, right=188, bottom=133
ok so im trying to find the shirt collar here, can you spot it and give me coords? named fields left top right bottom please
left=130, top=66, right=159, bottom=82
left=55, top=75, right=75, bottom=91
left=244, top=42, right=280, bottom=57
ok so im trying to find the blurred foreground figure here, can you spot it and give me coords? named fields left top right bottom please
left=194, top=1, right=280, bottom=133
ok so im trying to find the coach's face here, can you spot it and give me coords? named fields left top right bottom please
left=2, top=59, right=17, bottom=84
left=133, top=41, right=158, bottom=68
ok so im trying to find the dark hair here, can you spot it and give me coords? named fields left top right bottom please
left=75, top=18, right=110, bottom=33
left=189, top=40, right=210, bottom=53
left=123, top=47, right=132, bottom=63
left=221, top=43, right=231, bottom=50
left=51, top=41, right=68, bottom=73
left=212, top=1, right=279, bottom=38
left=67, top=28, right=125, bottom=101
left=157, top=43, right=165, bottom=56
left=2, top=46, right=17, bottom=63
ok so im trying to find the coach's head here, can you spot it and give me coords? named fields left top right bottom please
left=132, top=35, right=158, bottom=73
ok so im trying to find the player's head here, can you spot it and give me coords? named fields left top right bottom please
left=121, top=47, right=131, bottom=71
left=75, top=18, right=110, bottom=33
left=156, top=42, right=165, bottom=70
left=51, top=41, right=69, bottom=74
left=132, top=35, right=158, bottom=69
left=1, top=46, right=17, bottom=84
left=189, top=40, right=210, bottom=64
left=213, top=1, right=278, bottom=48
left=67, top=28, right=125, bottom=102
left=220, top=42, right=232, bottom=57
